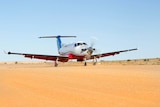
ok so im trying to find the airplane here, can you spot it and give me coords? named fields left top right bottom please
left=7, top=35, right=138, bottom=67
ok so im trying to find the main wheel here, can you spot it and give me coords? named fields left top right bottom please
left=84, top=62, right=87, bottom=66
left=93, top=62, right=96, bottom=65
left=54, top=62, right=58, bottom=67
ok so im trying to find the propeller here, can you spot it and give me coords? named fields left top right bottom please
left=87, top=37, right=98, bottom=55
left=80, top=37, right=99, bottom=55
left=90, top=37, right=97, bottom=47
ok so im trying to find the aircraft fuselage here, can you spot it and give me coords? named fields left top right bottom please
left=59, top=41, right=89, bottom=60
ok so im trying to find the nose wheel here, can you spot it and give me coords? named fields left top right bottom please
left=83, top=57, right=97, bottom=66
left=84, top=58, right=87, bottom=66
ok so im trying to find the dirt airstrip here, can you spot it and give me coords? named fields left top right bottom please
left=0, top=62, right=160, bottom=107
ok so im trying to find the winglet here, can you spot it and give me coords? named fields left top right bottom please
left=2, top=50, right=8, bottom=54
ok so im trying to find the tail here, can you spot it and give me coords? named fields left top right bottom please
left=39, top=35, right=76, bottom=51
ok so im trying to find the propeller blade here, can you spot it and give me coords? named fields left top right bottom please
left=90, top=37, right=98, bottom=47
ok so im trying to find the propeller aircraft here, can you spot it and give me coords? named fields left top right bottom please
left=7, top=35, right=137, bottom=67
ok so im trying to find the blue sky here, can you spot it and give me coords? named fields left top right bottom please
left=0, top=0, right=160, bottom=61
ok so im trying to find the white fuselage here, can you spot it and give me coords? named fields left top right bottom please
left=59, top=41, right=89, bottom=57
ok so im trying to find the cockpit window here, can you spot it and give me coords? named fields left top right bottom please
left=75, top=42, right=87, bottom=47
left=77, top=43, right=82, bottom=46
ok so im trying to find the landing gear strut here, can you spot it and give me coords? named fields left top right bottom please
left=84, top=62, right=87, bottom=66
left=93, top=56, right=97, bottom=65
left=84, top=58, right=87, bottom=66
left=54, top=58, right=59, bottom=67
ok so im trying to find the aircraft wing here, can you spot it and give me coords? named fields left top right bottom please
left=90, top=48, right=138, bottom=59
left=8, top=52, right=69, bottom=62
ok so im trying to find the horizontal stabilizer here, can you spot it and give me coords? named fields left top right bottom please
left=39, top=36, right=76, bottom=38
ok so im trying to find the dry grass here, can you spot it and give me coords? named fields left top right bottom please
left=101, top=58, right=160, bottom=65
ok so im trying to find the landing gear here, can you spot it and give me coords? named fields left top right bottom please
left=93, top=56, right=97, bottom=65
left=93, top=62, right=96, bottom=65
left=54, top=58, right=59, bottom=67
left=84, top=62, right=87, bottom=66
left=84, top=58, right=87, bottom=66
left=54, top=61, right=58, bottom=67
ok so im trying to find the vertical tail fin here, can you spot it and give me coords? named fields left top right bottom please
left=57, top=36, right=62, bottom=50
left=39, top=35, right=76, bottom=52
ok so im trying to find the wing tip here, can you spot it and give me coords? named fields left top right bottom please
left=2, top=50, right=9, bottom=54
left=129, top=48, right=138, bottom=51
left=8, top=51, right=11, bottom=54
